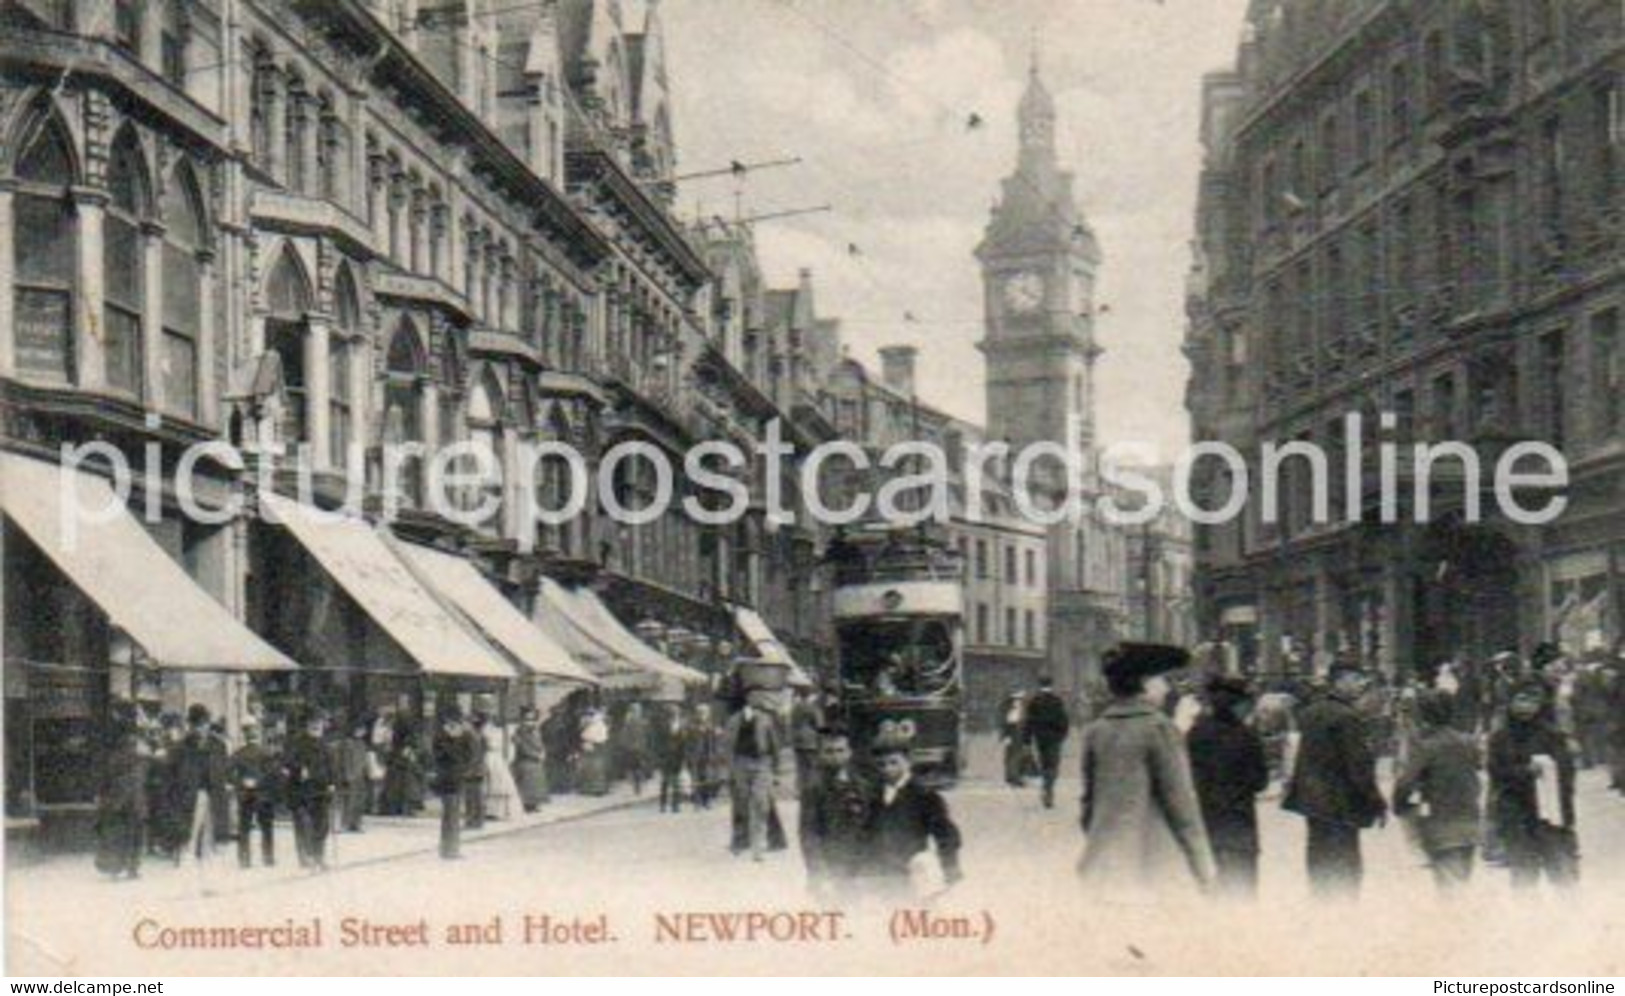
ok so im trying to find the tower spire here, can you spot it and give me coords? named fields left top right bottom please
left=1017, top=37, right=1056, bottom=167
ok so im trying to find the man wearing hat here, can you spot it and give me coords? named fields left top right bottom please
left=1077, top=643, right=1215, bottom=897
left=1487, top=676, right=1578, bottom=889
left=432, top=706, right=474, bottom=859
left=228, top=722, right=278, bottom=868
left=1187, top=675, right=1270, bottom=897
left=174, top=704, right=229, bottom=872
left=281, top=709, right=336, bottom=870
left=1283, top=662, right=1387, bottom=898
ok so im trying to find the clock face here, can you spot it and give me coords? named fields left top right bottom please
left=1002, top=271, right=1045, bottom=313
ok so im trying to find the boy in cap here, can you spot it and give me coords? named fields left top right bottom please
left=863, top=742, right=962, bottom=897
left=1487, top=677, right=1577, bottom=889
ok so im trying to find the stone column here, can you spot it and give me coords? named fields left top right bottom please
left=305, top=315, right=332, bottom=469
left=141, top=220, right=166, bottom=408
left=346, top=331, right=370, bottom=478
left=500, top=424, right=522, bottom=543
left=0, top=185, right=14, bottom=377
left=197, top=252, right=218, bottom=427
left=74, top=188, right=108, bottom=390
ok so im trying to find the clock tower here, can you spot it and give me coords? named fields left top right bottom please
left=976, top=55, right=1102, bottom=460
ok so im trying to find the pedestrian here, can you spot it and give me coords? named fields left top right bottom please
left=147, top=713, right=187, bottom=861
left=94, top=719, right=148, bottom=881
left=336, top=721, right=370, bottom=833
left=1392, top=690, right=1482, bottom=893
left=1022, top=676, right=1071, bottom=809
left=228, top=722, right=278, bottom=868
left=799, top=726, right=873, bottom=898
left=510, top=706, right=548, bottom=812
left=1607, top=658, right=1625, bottom=794
left=432, top=707, right=472, bottom=860
left=463, top=712, right=489, bottom=829
left=1077, top=643, right=1215, bottom=900
left=725, top=696, right=782, bottom=861
left=282, top=710, right=336, bottom=871
left=174, top=704, right=229, bottom=877
left=379, top=713, right=424, bottom=816
left=367, top=707, right=393, bottom=815
left=617, top=702, right=652, bottom=796
left=1187, top=675, right=1269, bottom=898
left=862, top=743, right=962, bottom=898
left=207, top=720, right=233, bottom=844
left=1487, top=677, right=1578, bottom=889
left=1283, top=662, right=1388, bottom=899
left=790, top=689, right=823, bottom=799
left=654, top=704, right=692, bottom=813
left=687, top=702, right=722, bottom=809
left=577, top=706, right=611, bottom=796
left=482, top=713, right=520, bottom=821
left=998, top=691, right=1027, bottom=788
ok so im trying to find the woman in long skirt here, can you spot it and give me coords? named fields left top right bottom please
left=380, top=716, right=424, bottom=816
left=510, top=707, right=548, bottom=811
left=577, top=708, right=611, bottom=796
left=96, top=729, right=148, bottom=879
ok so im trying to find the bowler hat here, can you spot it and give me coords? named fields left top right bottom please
left=1102, top=643, right=1190, bottom=684
left=1206, top=674, right=1254, bottom=701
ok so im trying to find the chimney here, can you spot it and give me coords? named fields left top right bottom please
left=879, top=345, right=918, bottom=398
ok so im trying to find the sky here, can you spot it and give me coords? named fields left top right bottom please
left=663, top=0, right=1251, bottom=460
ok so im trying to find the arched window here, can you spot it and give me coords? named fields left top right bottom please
left=265, top=246, right=313, bottom=445
left=384, top=318, right=426, bottom=503
left=250, top=49, right=278, bottom=169
left=330, top=265, right=361, bottom=466
left=284, top=70, right=308, bottom=193
left=104, top=129, right=150, bottom=396
left=466, top=372, right=505, bottom=534
left=11, top=107, right=77, bottom=382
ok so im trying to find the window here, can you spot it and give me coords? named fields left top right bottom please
left=114, top=0, right=140, bottom=52
left=1318, top=111, right=1340, bottom=193
left=329, top=267, right=360, bottom=466
left=161, top=164, right=206, bottom=418
left=317, top=97, right=343, bottom=203
left=1389, top=62, right=1412, bottom=142
left=12, top=111, right=77, bottom=383
left=251, top=55, right=277, bottom=169
left=975, top=604, right=988, bottom=644
left=1541, top=116, right=1564, bottom=231
left=1324, top=242, right=1345, bottom=353
left=1540, top=330, right=1566, bottom=449
left=104, top=132, right=148, bottom=397
left=1005, top=607, right=1017, bottom=646
left=1423, top=31, right=1446, bottom=115
left=1024, top=548, right=1036, bottom=586
left=1024, top=610, right=1036, bottom=649
left=265, top=248, right=313, bottom=445
left=161, top=31, right=185, bottom=87
left=466, top=375, right=505, bottom=535
left=1393, top=388, right=1416, bottom=443
left=1004, top=545, right=1017, bottom=583
left=1432, top=372, right=1458, bottom=439
left=1260, top=157, right=1280, bottom=229
left=383, top=319, right=427, bottom=504
left=1592, top=82, right=1618, bottom=211
left=285, top=77, right=308, bottom=194
left=1594, top=310, right=1621, bottom=441
left=975, top=540, right=988, bottom=579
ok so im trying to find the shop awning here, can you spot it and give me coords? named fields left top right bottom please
left=396, top=542, right=596, bottom=686
left=733, top=605, right=814, bottom=688
left=533, top=579, right=651, bottom=691
left=0, top=453, right=293, bottom=671
left=260, top=494, right=515, bottom=680
left=536, top=578, right=707, bottom=688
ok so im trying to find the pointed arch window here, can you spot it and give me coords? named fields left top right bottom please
left=161, top=163, right=206, bottom=417
left=466, top=373, right=504, bottom=535
left=12, top=110, right=77, bottom=382
left=330, top=266, right=361, bottom=465
left=104, top=130, right=150, bottom=396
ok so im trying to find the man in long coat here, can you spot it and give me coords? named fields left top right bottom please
left=1283, top=662, right=1388, bottom=898
left=1078, top=644, right=1215, bottom=900
left=1022, top=676, right=1071, bottom=808
left=1187, top=675, right=1270, bottom=897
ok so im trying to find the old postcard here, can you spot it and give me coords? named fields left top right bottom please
left=3, top=0, right=1624, bottom=977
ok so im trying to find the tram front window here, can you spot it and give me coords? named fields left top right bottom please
left=837, top=618, right=956, bottom=696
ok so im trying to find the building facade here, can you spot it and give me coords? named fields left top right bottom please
left=1186, top=0, right=1624, bottom=676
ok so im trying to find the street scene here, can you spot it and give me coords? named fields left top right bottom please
left=2, top=0, right=1624, bottom=977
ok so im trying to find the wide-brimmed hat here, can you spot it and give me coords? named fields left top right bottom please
left=1103, top=643, right=1190, bottom=684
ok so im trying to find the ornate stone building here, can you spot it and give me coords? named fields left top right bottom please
left=1186, top=0, right=1624, bottom=675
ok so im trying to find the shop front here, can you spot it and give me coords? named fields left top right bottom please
left=2, top=453, right=293, bottom=845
